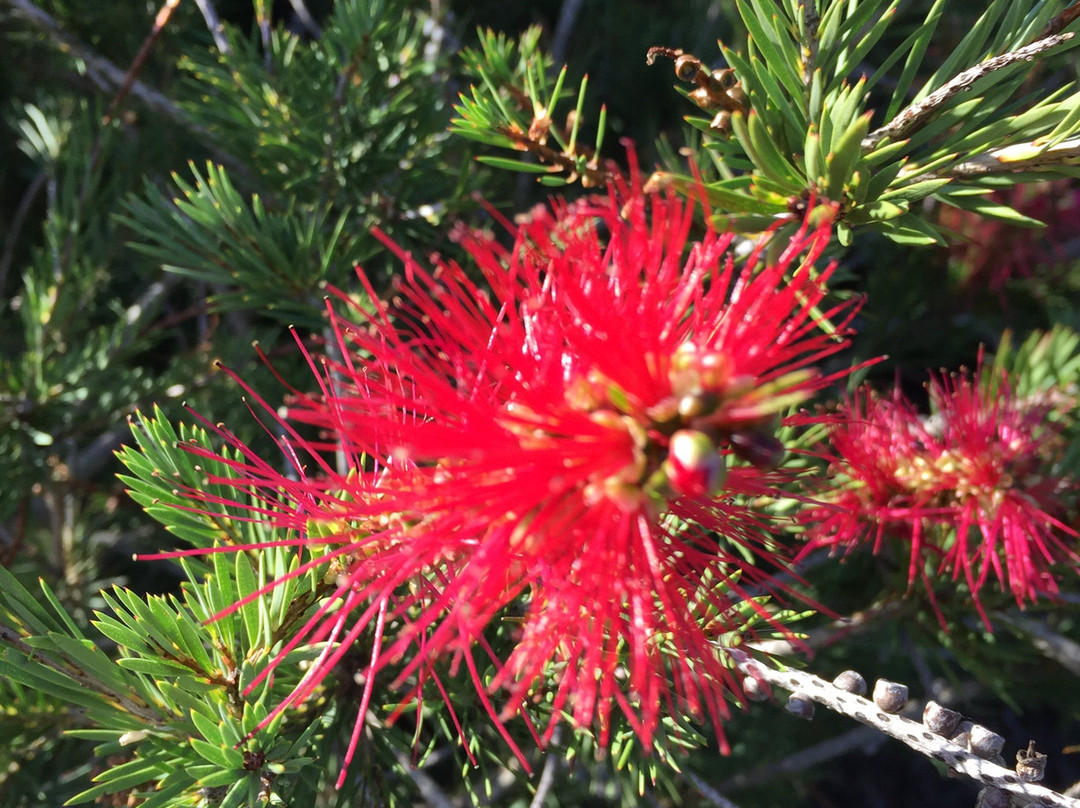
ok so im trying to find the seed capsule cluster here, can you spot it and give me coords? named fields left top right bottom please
left=727, top=648, right=1079, bottom=808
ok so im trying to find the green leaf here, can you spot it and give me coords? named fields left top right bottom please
left=474, top=155, right=555, bottom=174
left=732, top=111, right=802, bottom=192
left=845, top=199, right=908, bottom=224
left=939, top=192, right=1046, bottom=227
left=803, top=127, right=822, bottom=186
left=116, top=657, right=197, bottom=677
left=879, top=177, right=953, bottom=203
left=190, top=707, right=227, bottom=747
left=234, top=554, right=261, bottom=648
left=885, top=0, right=946, bottom=120
left=0, top=650, right=109, bottom=711
left=191, top=737, right=244, bottom=769
left=0, top=564, right=65, bottom=635
left=66, top=757, right=166, bottom=805
left=733, top=0, right=804, bottom=102
left=825, top=111, right=872, bottom=198
left=880, top=212, right=945, bottom=245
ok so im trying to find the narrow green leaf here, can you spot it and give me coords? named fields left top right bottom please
left=0, top=565, right=63, bottom=635
left=741, top=110, right=804, bottom=191
left=66, top=758, right=165, bottom=805
left=191, top=738, right=244, bottom=769
left=885, top=0, right=946, bottom=120
left=117, top=657, right=196, bottom=677
left=0, top=651, right=108, bottom=710
left=735, top=0, right=804, bottom=102
left=881, top=212, right=945, bottom=245
left=234, top=554, right=260, bottom=648
left=173, top=609, right=215, bottom=676
left=879, top=177, right=953, bottom=203
left=845, top=199, right=908, bottom=224
left=940, top=194, right=1046, bottom=227
left=190, top=707, right=226, bottom=746
left=804, top=129, right=822, bottom=186
left=658, top=173, right=788, bottom=215
left=37, top=578, right=86, bottom=639
left=826, top=112, right=872, bottom=198
left=130, top=778, right=191, bottom=808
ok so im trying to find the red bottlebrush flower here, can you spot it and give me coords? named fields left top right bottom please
left=801, top=361, right=1078, bottom=627
left=149, top=167, right=858, bottom=782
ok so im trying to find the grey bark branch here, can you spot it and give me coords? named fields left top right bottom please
left=727, top=648, right=1080, bottom=808
left=937, top=136, right=1080, bottom=179
left=864, top=32, right=1075, bottom=150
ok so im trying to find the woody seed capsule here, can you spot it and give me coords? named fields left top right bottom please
left=923, top=701, right=962, bottom=737
left=1016, top=740, right=1047, bottom=783
left=968, top=724, right=1005, bottom=759
left=832, top=670, right=867, bottom=695
left=785, top=693, right=815, bottom=720
left=872, top=679, right=908, bottom=713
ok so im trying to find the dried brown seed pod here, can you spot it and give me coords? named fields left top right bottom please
left=709, top=110, right=732, bottom=134
left=1016, top=740, right=1047, bottom=783
left=674, top=54, right=699, bottom=82
left=785, top=693, right=815, bottom=720
left=832, top=670, right=867, bottom=696
left=923, top=700, right=962, bottom=737
left=968, top=724, right=1005, bottom=759
left=872, top=679, right=908, bottom=713
left=974, top=786, right=1009, bottom=808
left=742, top=675, right=769, bottom=702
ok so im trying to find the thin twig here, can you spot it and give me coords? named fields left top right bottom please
left=800, top=1, right=820, bottom=87
left=685, top=769, right=749, bottom=808
left=191, top=0, right=232, bottom=54
left=528, top=725, right=564, bottom=808
left=285, top=0, right=321, bottom=38
left=390, top=747, right=455, bottom=808
left=103, top=0, right=182, bottom=125
left=716, top=725, right=885, bottom=793
left=1040, top=0, right=1080, bottom=39
left=936, top=136, right=1080, bottom=179
left=863, top=32, right=1075, bottom=150
left=0, top=171, right=46, bottom=295
left=6, top=0, right=181, bottom=123
left=995, top=612, right=1080, bottom=678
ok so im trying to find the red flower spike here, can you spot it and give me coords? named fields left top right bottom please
left=801, top=361, right=1079, bottom=628
left=149, top=167, right=860, bottom=777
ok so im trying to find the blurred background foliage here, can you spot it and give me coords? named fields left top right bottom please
left=3, top=0, right=1080, bottom=806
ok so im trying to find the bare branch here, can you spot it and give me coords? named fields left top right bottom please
left=939, top=136, right=1080, bottom=179
left=716, top=726, right=884, bottom=793
left=191, top=0, right=232, bottom=54
left=864, top=33, right=1075, bottom=150
left=1040, top=0, right=1080, bottom=39
left=285, top=0, right=321, bottom=39
left=727, top=648, right=1080, bottom=808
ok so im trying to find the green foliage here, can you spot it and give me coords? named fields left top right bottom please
left=455, top=0, right=1080, bottom=246
left=451, top=26, right=609, bottom=187
left=6, top=1, right=1080, bottom=806
left=122, top=0, right=479, bottom=326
